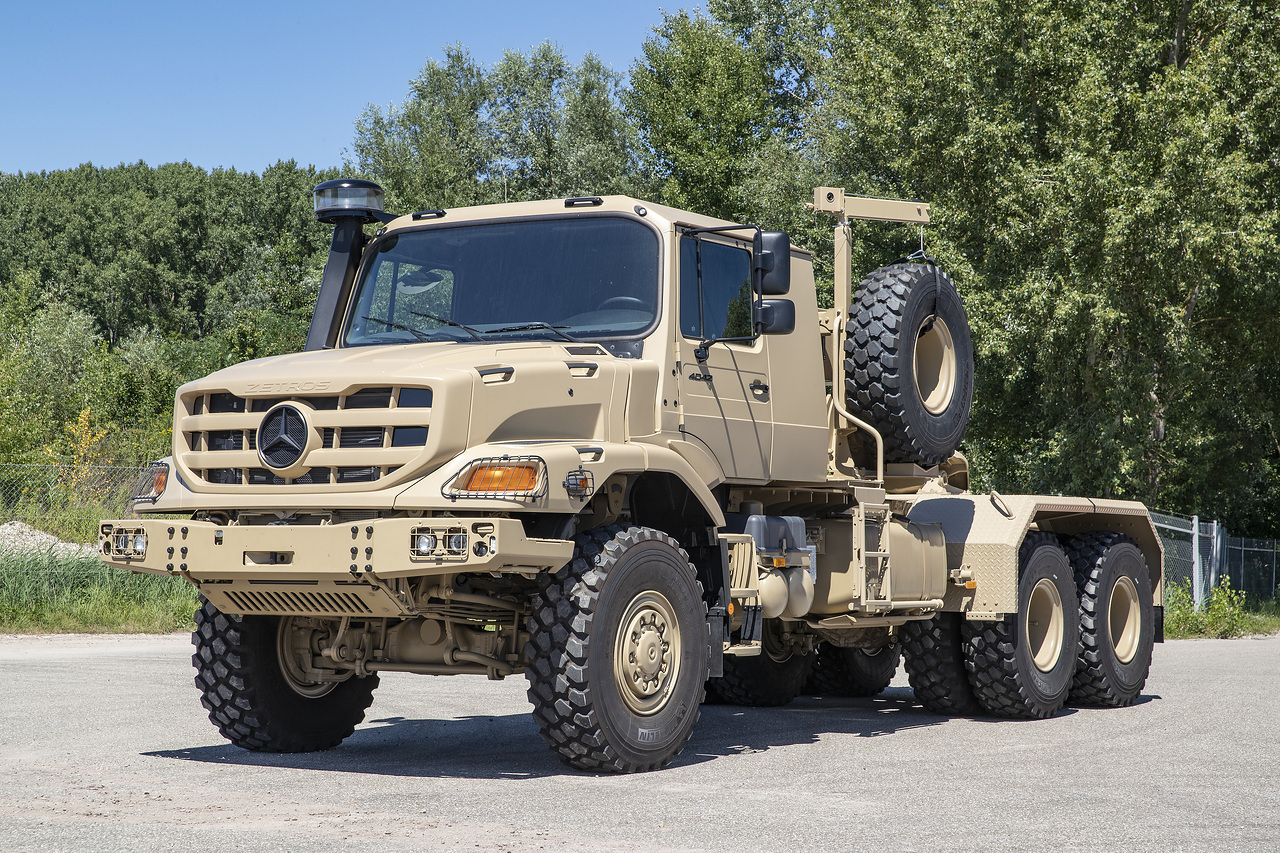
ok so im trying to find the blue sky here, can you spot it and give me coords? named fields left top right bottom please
left=0, top=0, right=703, bottom=175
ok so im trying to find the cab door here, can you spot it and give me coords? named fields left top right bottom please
left=675, top=232, right=772, bottom=482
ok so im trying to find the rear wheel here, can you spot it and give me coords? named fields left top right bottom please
left=806, top=642, right=900, bottom=698
left=524, top=526, right=708, bottom=773
left=900, top=613, right=981, bottom=714
left=707, top=619, right=813, bottom=707
left=191, top=597, right=378, bottom=752
left=1066, top=532, right=1154, bottom=707
left=964, top=533, right=1079, bottom=718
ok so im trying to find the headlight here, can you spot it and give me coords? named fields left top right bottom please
left=416, top=533, right=437, bottom=554
left=131, top=463, right=169, bottom=504
left=446, top=532, right=468, bottom=554
left=103, top=526, right=147, bottom=558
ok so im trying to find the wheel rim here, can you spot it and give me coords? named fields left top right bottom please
left=1025, top=578, right=1064, bottom=673
left=614, top=591, right=681, bottom=716
left=914, top=315, right=957, bottom=416
left=1110, top=575, right=1142, bottom=664
left=277, top=617, right=341, bottom=698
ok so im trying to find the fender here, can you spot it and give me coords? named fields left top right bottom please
left=906, top=493, right=1163, bottom=617
left=393, top=440, right=726, bottom=527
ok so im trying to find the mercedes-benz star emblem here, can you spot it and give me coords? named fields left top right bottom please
left=258, top=405, right=308, bottom=469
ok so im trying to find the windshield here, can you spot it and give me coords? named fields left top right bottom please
left=343, top=216, right=660, bottom=347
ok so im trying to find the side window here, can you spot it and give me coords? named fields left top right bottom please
left=679, top=236, right=753, bottom=341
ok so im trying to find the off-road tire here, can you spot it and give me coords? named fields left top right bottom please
left=963, top=533, right=1080, bottom=718
left=524, top=526, right=708, bottom=773
left=191, top=596, right=378, bottom=752
left=845, top=262, right=974, bottom=467
left=805, top=642, right=900, bottom=698
left=707, top=620, right=813, bottom=707
left=900, top=613, right=982, bottom=714
left=1066, top=532, right=1154, bottom=707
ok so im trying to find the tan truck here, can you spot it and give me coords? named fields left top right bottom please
left=101, top=180, right=1162, bottom=772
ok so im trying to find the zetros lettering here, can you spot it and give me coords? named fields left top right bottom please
left=245, top=381, right=331, bottom=393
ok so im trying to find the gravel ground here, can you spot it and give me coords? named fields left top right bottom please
left=0, top=632, right=1277, bottom=852
left=0, top=521, right=98, bottom=558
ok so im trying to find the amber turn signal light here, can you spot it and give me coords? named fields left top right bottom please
left=464, top=464, right=538, bottom=492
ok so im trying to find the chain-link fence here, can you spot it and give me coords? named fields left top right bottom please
left=0, top=461, right=146, bottom=548
left=1144, top=510, right=1277, bottom=607
left=1225, top=536, right=1280, bottom=600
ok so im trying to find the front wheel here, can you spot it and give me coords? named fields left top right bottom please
left=191, top=598, right=378, bottom=752
left=524, top=526, right=708, bottom=773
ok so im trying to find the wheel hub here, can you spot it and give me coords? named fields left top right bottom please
left=914, top=314, right=957, bottom=415
left=615, top=592, right=681, bottom=715
left=1025, top=578, right=1065, bottom=673
left=1110, top=575, right=1141, bottom=664
left=277, top=616, right=348, bottom=698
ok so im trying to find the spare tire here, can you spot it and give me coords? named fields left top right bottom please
left=844, top=261, right=974, bottom=467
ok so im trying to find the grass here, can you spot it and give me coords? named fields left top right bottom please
left=0, top=547, right=197, bottom=633
left=1164, top=577, right=1280, bottom=639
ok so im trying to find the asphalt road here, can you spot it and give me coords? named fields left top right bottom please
left=0, top=631, right=1277, bottom=853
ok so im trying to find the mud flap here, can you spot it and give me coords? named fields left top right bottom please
left=707, top=607, right=726, bottom=678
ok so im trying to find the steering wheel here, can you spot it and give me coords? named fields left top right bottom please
left=595, top=296, right=647, bottom=311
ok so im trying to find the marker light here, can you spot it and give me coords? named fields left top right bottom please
left=465, top=464, right=539, bottom=493
left=443, top=456, right=548, bottom=500
left=131, top=463, right=168, bottom=504
left=312, top=179, right=387, bottom=224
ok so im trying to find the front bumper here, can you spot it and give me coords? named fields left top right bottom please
left=99, top=517, right=574, bottom=583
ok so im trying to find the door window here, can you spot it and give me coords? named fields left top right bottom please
left=679, top=236, right=753, bottom=341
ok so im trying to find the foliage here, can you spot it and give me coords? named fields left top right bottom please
left=1162, top=576, right=1270, bottom=639
left=627, top=0, right=1280, bottom=537
left=0, top=161, right=337, bottom=465
left=0, top=548, right=196, bottom=633
left=350, top=42, right=652, bottom=212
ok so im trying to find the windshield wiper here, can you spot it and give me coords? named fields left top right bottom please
left=486, top=322, right=583, bottom=343
left=409, top=310, right=486, bottom=343
left=361, top=315, right=431, bottom=342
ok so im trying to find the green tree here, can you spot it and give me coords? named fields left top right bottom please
left=350, top=43, right=649, bottom=212
left=817, top=0, right=1280, bottom=532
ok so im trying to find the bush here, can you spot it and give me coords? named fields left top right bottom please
left=1164, top=577, right=1251, bottom=639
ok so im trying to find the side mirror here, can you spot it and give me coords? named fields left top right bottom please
left=758, top=299, right=795, bottom=335
left=754, top=231, right=791, bottom=295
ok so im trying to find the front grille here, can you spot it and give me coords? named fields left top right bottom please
left=208, top=430, right=242, bottom=451
left=344, top=387, right=392, bottom=409
left=339, top=427, right=385, bottom=448
left=181, top=385, right=431, bottom=488
left=209, top=393, right=245, bottom=413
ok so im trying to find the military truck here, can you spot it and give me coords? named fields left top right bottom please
left=101, top=180, right=1162, bottom=772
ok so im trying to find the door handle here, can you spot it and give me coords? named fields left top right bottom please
left=750, top=380, right=769, bottom=393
